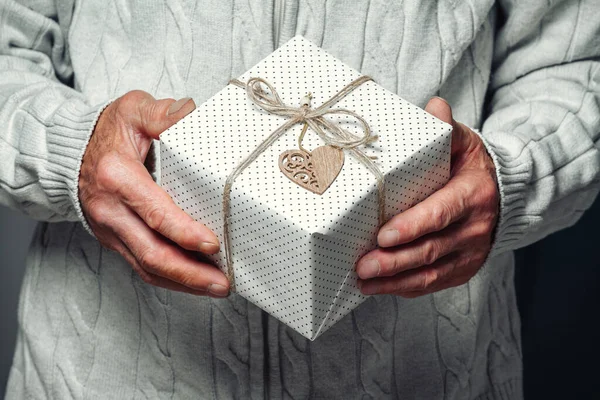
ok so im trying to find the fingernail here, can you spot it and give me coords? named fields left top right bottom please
left=378, top=229, right=399, bottom=247
left=167, top=97, right=194, bottom=116
left=199, top=241, right=220, bottom=254
left=361, top=283, right=379, bottom=295
left=433, top=96, right=449, bottom=105
left=208, top=283, right=229, bottom=297
left=358, top=258, right=380, bottom=279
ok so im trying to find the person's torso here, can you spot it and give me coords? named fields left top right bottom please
left=65, top=0, right=494, bottom=127
left=8, top=2, right=525, bottom=399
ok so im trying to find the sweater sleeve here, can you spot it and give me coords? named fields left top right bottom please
left=480, top=0, right=600, bottom=255
left=0, top=0, right=107, bottom=222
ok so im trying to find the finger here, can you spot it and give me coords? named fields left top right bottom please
left=424, top=97, right=453, bottom=125
left=396, top=268, right=478, bottom=298
left=358, top=253, right=460, bottom=295
left=397, top=276, right=468, bottom=298
left=111, top=207, right=230, bottom=296
left=111, top=238, right=218, bottom=297
left=93, top=206, right=226, bottom=297
left=92, top=217, right=213, bottom=296
left=137, top=95, right=196, bottom=139
left=424, top=97, right=461, bottom=157
left=357, top=222, right=464, bottom=279
left=393, top=245, right=488, bottom=297
left=377, top=176, right=468, bottom=247
left=424, top=97, right=474, bottom=163
left=107, top=159, right=220, bottom=253
left=116, top=90, right=196, bottom=140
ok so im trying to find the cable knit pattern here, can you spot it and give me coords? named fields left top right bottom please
left=2, top=0, right=599, bottom=399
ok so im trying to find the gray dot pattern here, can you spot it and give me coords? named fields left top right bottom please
left=160, top=36, right=452, bottom=339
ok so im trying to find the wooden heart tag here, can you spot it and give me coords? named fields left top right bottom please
left=279, top=146, right=344, bottom=195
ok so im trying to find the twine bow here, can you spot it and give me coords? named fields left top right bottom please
left=224, top=76, right=385, bottom=291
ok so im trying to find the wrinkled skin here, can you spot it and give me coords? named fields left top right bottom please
left=79, top=93, right=498, bottom=299
left=356, top=97, right=499, bottom=297
left=79, top=91, right=230, bottom=298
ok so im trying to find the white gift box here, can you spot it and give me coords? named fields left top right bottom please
left=159, top=36, right=452, bottom=340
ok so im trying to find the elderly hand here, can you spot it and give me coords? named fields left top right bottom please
left=356, top=97, right=499, bottom=297
left=79, top=91, right=230, bottom=297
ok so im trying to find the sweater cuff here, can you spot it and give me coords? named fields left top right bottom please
left=472, top=129, right=530, bottom=257
left=45, top=98, right=113, bottom=236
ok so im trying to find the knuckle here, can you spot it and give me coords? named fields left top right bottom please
left=391, top=277, right=409, bottom=293
left=87, top=201, right=112, bottom=227
left=480, top=181, right=499, bottom=205
left=389, top=256, right=402, bottom=275
left=145, top=205, right=166, bottom=232
left=138, top=248, right=161, bottom=272
left=468, top=220, right=492, bottom=239
left=118, top=90, right=148, bottom=110
left=376, top=254, right=397, bottom=276
left=138, top=270, right=156, bottom=285
left=430, top=202, right=452, bottom=230
left=127, top=258, right=157, bottom=285
left=471, top=182, right=498, bottom=213
left=456, top=182, right=471, bottom=205
left=421, top=240, right=440, bottom=266
left=486, top=210, right=499, bottom=225
left=95, top=154, right=123, bottom=190
left=420, top=268, right=439, bottom=290
left=146, top=102, right=164, bottom=122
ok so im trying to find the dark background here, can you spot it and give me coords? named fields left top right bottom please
left=1, top=200, right=599, bottom=398
left=514, top=197, right=600, bottom=399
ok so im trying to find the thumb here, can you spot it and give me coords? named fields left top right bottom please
left=135, top=94, right=196, bottom=139
left=424, top=96, right=453, bottom=125
left=424, top=96, right=468, bottom=160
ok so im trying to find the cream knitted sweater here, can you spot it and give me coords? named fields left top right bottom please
left=1, top=0, right=599, bottom=399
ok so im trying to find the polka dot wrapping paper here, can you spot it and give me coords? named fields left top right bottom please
left=159, top=36, right=452, bottom=340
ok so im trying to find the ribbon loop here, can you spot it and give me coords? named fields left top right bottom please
left=232, top=77, right=375, bottom=150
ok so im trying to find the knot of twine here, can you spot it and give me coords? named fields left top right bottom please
left=224, top=76, right=385, bottom=291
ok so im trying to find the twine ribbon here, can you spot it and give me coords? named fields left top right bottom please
left=224, top=76, right=385, bottom=291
